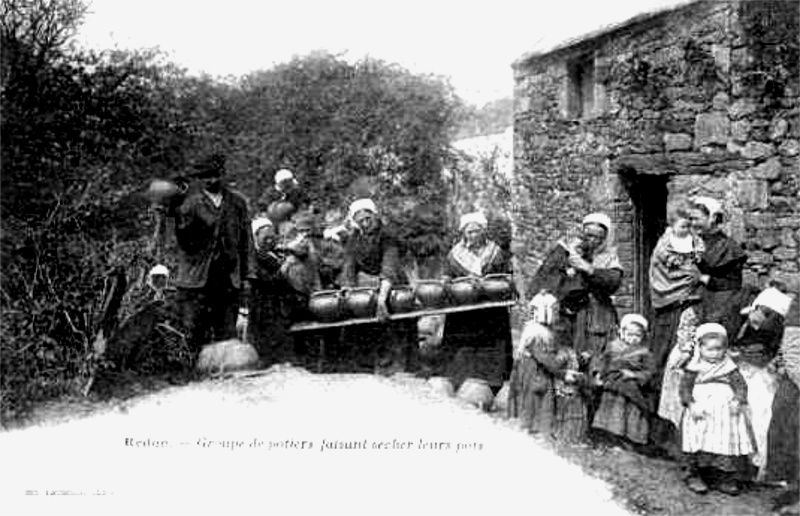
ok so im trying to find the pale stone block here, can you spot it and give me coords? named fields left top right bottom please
left=741, top=142, right=775, bottom=160
left=664, top=133, right=693, bottom=151
left=748, top=157, right=783, bottom=180
left=695, top=113, right=730, bottom=146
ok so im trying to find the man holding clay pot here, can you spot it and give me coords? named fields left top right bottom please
left=149, top=153, right=251, bottom=354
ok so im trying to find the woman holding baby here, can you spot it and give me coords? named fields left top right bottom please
left=518, top=212, right=624, bottom=440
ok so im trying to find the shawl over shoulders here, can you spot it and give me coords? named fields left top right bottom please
left=446, top=239, right=507, bottom=277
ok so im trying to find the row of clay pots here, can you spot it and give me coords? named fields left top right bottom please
left=416, top=274, right=514, bottom=308
left=307, top=274, right=514, bottom=323
left=307, top=286, right=415, bottom=322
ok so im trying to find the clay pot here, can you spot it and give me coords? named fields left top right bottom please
left=456, top=378, right=494, bottom=410
left=344, top=287, right=377, bottom=318
left=196, top=339, right=259, bottom=375
left=447, top=276, right=482, bottom=305
left=481, top=273, right=514, bottom=301
left=388, top=286, right=416, bottom=314
left=147, top=178, right=182, bottom=203
left=427, top=376, right=455, bottom=397
left=415, top=279, right=448, bottom=309
left=308, top=290, right=344, bottom=322
left=268, top=200, right=296, bottom=223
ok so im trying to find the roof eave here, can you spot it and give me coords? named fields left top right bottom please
left=511, top=0, right=704, bottom=70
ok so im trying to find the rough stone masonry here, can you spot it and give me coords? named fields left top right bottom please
left=511, top=0, right=799, bottom=321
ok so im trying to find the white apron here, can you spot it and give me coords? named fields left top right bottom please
left=681, top=382, right=756, bottom=456
left=737, top=361, right=778, bottom=477
left=658, top=343, right=688, bottom=427
left=657, top=305, right=700, bottom=427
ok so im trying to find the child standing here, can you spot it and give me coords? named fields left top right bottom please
left=591, top=313, right=655, bottom=449
left=509, top=292, right=587, bottom=442
left=247, top=216, right=297, bottom=367
left=680, top=323, right=755, bottom=496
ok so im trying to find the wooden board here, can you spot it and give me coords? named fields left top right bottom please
left=289, top=300, right=518, bottom=333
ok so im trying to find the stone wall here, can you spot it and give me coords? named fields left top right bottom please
left=513, top=0, right=799, bottom=321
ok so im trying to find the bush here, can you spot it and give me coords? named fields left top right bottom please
left=0, top=5, right=463, bottom=424
left=0, top=0, right=233, bottom=423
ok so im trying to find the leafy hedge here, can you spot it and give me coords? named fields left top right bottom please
left=0, top=1, right=463, bottom=423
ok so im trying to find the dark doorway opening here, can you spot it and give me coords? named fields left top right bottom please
left=620, top=171, right=669, bottom=320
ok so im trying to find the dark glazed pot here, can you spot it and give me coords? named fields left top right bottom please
left=308, top=290, right=344, bottom=322
left=447, top=276, right=482, bottom=305
left=388, top=286, right=416, bottom=314
left=480, top=274, right=513, bottom=301
left=415, top=279, right=448, bottom=309
left=344, top=287, right=377, bottom=318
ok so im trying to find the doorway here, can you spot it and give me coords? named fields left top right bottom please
left=620, top=171, right=669, bottom=320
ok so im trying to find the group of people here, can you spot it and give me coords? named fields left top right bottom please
left=149, top=152, right=513, bottom=383
left=150, top=153, right=400, bottom=372
left=508, top=200, right=797, bottom=503
left=150, top=154, right=797, bottom=504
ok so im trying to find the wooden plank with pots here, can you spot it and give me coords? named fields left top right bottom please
left=289, top=299, right=518, bottom=333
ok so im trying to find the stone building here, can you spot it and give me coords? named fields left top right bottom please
left=512, top=0, right=799, bottom=321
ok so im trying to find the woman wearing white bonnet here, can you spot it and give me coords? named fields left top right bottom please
left=755, top=285, right=800, bottom=501
left=340, top=198, right=414, bottom=375
left=689, top=195, right=747, bottom=335
left=347, top=198, right=378, bottom=228
left=441, top=210, right=513, bottom=396
left=446, top=211, right=500, bottom=277
left=264, top=168, right=311, bottom=225
left=729, top=285, right=795, bottom=481
left=527, top=211, right=623, bottom=372
left=246, top=213, right=295, bottom=366
left=582, top=212, right=612, bottom=234
left=274, top=168, right=297, bottom=188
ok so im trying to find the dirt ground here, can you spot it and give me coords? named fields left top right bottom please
left=1, top=367, right=791, bottom=516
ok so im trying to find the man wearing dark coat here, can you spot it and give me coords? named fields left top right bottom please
left=156, top=153, right=251, bottom=352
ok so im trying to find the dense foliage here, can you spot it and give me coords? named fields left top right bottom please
left=0, top=0, right=463, bottom=422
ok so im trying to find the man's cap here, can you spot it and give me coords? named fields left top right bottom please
left=191, top=153, right=226, bottom=178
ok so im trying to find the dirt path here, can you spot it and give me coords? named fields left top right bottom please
left=0, top=368, right=783, bottom=516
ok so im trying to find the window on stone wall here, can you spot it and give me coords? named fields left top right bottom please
left=567, top=55, right=595, bottom=119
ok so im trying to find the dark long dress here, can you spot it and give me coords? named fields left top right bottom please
left=340, top=225, right=414, bottom=373
left=442, top=241, right=513, bottom=390
left=766, top=323, right=800, bottom=486
left=766, top=373, right=799, bottom=485
left=508, top=323, right=587, bottom=441
left=590, top=339, right=655, bottom=445
left=697, top=229, right=747, bottom=336
left=248, top=246, right=301, bottom=366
